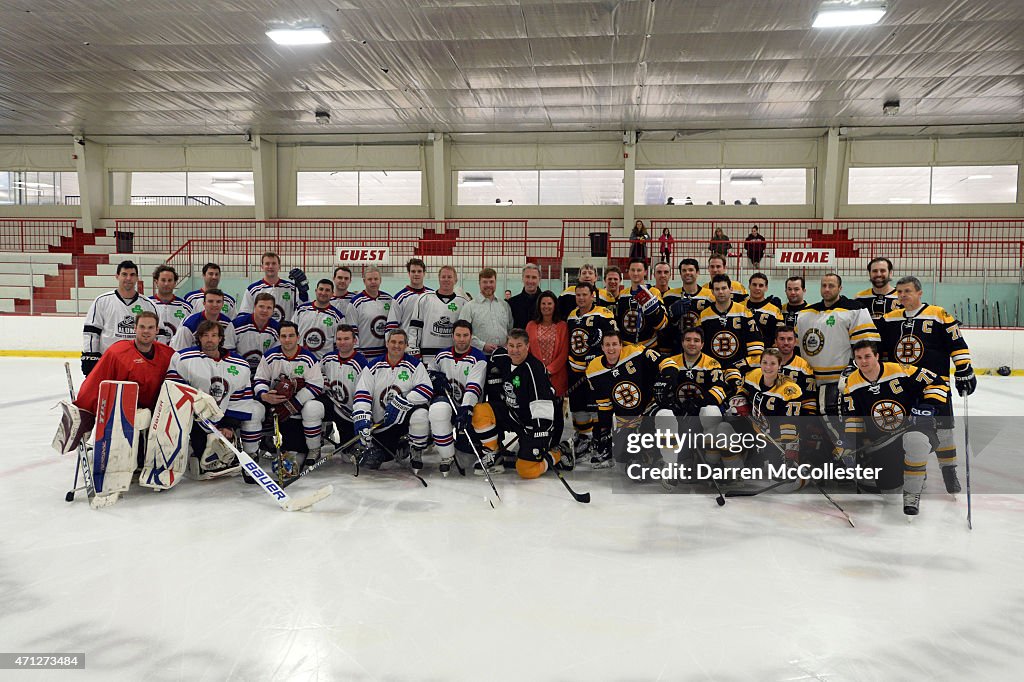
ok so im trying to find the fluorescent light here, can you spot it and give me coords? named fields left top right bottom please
left=458, top=176, right=494, bottom=186
left=266, top=28, right=330, bottom=46
left=813, top=2, right=886, bottom=28
left=967, top=174, right=993, bottom=180
left=729, top=177, right=763, bottom=186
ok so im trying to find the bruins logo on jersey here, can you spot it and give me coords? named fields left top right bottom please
left=570, top=328, right=591, bottom=355
left=782, top=384, right=800, bottom=400
left=371, top=316, right=387, bottom=339
left=895, top=334, right=924, bottom=364
left=622, top=310, right=639, bottom=334
left=871, top=399, right=907, bottom=432
left=613, top=381, right=642, bottom=409
left=802, top=328, right=825, bottom=356
left=710, top=330, right=739, bottom=358
left=676, top=381, right=701, bottom=403
left=304, top=328, right=326, bottom=351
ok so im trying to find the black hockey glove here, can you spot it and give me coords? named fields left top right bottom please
left=910, top=404, right=936, bottom=434
left=289, top=267, right=310, bottom=302
left=652, top=367, right=677, bottom=409
left=81, top=352, right=100, bottom=377
left=455, top=404, right=473, bottom=432
left=428, top=370, right=448, bottom=397
left=955, top=366, right=977, bottom=396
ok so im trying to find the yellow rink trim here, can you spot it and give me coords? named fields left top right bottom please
left=0, top=350, right=80, bottom=358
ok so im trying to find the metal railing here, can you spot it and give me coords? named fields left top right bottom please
left=0, top=218, right=77, bottom=252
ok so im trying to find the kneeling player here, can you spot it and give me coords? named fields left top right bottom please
left=320, top=324, right=368, bottom=455
left=735, top=348, right=807, bottom=472
left=429, top=320, right=487, bottom=475
left=841, top=340, right=948, bottom=517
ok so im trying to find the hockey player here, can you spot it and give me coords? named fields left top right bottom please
left=348, top=267, right=395, bottom=362
left=319, top=324, right=368, bottom=454
left=565, top=282, right=618, bottom=456
left=232, top=292, right=280, bottom=372
left=878, top=275, right=976, bottom=493
left=237, top=251, right=299, bottom=322
left=292, top=279, right=346, bottom=359
left=428, top=320, right=487, bottom=475
left=698, top=274, right=764, bottom=381
left=149, top=265, right=190, bottom=345
left=558, top=263, right=604, bottom=320
left=615, top=258, right=667, bottom=349
left=795, top=273, right=879, bottom=421
left=854, top=257, right=901, bottom=323
left=172, top=289, right=237, bottom=351
left=408, top=265, right=468, bottom=369
left=600, top=266, right=623, bottom=311
left=774, top=326, right=817, bottom=415
left=81, top=260, right=158, bottom=376
left=472, top=329, right=571, bottom=478
left=841, top=340, right=949, bottom=516
left=705, top=254, right=748, bottom=303
left=386, top=258, right=432, bottom=337
left=745, top=272, right=783, bottom=348
left=586, top=330, right=676, bottom=468
left=184, top=262, right=236, bottom=318
left=159, top=320, right=254, bottom=480
left=781, top=276, right=809, bottom=329
left=241, top=321, right=325, bottom=475
left=735, top=348, right=808, bottom=468
left=662, top=258, right=713, bottom=354
left=352, top=328, right=433, bottom=470
left=330, top=265, right=356, bottom=318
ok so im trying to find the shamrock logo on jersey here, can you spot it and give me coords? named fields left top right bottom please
left=228, top=365, right=239, bottom=376
left=347, top=372, right=355, bottom=381
left=512, top=376, right=521, bottom=388
left=383, top=303, right=391, bottom=311
left=448, top=302, right=458, bottom=311
left=294, top=365, right=304, bottom=376
left=132, top=305, right=142, bottom=313
left=324, top=318, right=333, bottom=327
left=263, top=339, right=272, bottom=348
left=283, top=292, right=291, bottom=300
left=222, top=303, right=230, bottom=314
left=826, top=315, right=836, bottom=327
left=174, top=310, right=185, bottom=319
left=398, top=370, right=409, bottom=381
left=464, top=367, right=470, bottom=376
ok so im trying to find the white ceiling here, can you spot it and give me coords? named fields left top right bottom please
left=0, top=0, right=1022, bottom=136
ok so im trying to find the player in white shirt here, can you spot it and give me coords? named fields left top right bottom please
left=184, top=261, right=236, bottom=318
left=348, top=267, right=394, bottom=362
left=148, top=265, right=191, bottom=345
left=330, top=265, right=356, bottom=318
left=237, top=251, right=299, bottom=322
left=162, top=319, right=254, bottom=479
left=409, top=265, right=468, bottom=369
left=241, top=321, right=325, bottom=474
left=352, top=329, right=433, bottom=470
left=386, top=258, right=432, bottom=336
left=171, top=289, right=237, bottom=351
left=232, top=292, right=281, bottom=372
left=82, top=259, right=158, bottom=376
left=428, top=320, right=487, bottom=475
left=292, top=278, right=346, bottom=359
left=319, top=324, right=368, bottom=451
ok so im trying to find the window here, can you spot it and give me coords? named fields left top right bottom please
left=110, top=171, right=255, bottom=205
left=848, top=165, right=1018, bottom=204
left=457, top=170, right=623, bottom=205
left=297, top=171, right=421, bottom=205
left=0, top=171, right=79, bottom=205
left=635, top=168, right=812, bottom=205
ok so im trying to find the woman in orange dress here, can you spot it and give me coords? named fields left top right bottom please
left=526, top=290, right=568, bottom=397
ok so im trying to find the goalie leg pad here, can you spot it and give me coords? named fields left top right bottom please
left=93, top=381, right=140, bottom=494
left=140, top=381, right=198, bottom=490
left=188, top=430, right=241, bottom=480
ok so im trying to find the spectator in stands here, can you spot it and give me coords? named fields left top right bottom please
left=685, top=196, right=694, bottom=205
left=526, top=291, right=568, bottom=397
left=459, top=267, right=513, bottom=354
left=749, top=197, right=759, bottom=205
left=709, top=226, right=731, bottom=257
left=659, top=227, right=674, bottom=264
left=745, top=225, right=767, bottom=267
left=666, top=197, right=675, bottom=205
left=508, top=263, right=542, bottom=329
left=628, top=220, right=650, bottom=264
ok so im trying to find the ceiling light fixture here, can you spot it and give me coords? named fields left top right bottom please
left=812, top=1, right=886, bottom=28
left=967, top=174, right=993, bottom=180
left=266, top=27, right=331, bottom=46
left=729, top=176, right=763, bottom=185
left=458, top=176, right=494, bottom=186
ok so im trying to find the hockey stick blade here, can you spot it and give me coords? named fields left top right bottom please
left=552, top=467, right=590, bottom=503
left=282, top=484, right=335, bottom=512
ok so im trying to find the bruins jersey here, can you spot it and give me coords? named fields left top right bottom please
left=781, top=301, right=809, bottom=330
left=664, top=352, right=730, bottom=413
left=615, top=285, right=667, bottom=348
left=780, top=354, right=817, bottom=415
left=698, top=302, right=765, bottom=374
left=746, top=298, right=783, bottom=349
left=704, top=279, right=748, bottom=303
left=660, top=285, right=713, bottom=354
left=598, top=287, right=622, bottom=314
left=878, top=304, right=971, bottom=381
left=558, top=284, right=610, bottom=321
left=795, top=297, right=879, bottom=384
left=566, top=305, right=618, bottom=373
left=739, top=369, right=805, bottom=444
left=586, top=344, right=675, bottom=427
left=842, top=362, right=948, bottom=443
left=854, top=287, right=901, bottom=322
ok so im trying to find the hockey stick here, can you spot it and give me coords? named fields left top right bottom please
left=63, top=363, right=119, bottom=508
left=63, top=362, right=84, bottom=502
left=549, top=454, right=591, bottom=504
left=436, top=388, right=498, bottom=505
left=282, top=430, right=364, bottom=489
left=199, top=417, right=333, bottom=511
left=368, top=432, right=428, bottom=487
left=272, top=413, right=287, bottom=485
left=963, top=395, right=973, bottom=530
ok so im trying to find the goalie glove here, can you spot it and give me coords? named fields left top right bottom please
left=192, top=389, right=225, bottom=423
left=289, top=267, right=309, bottom=302
left=383, top=394, right=413, bottom=428
left=955, top=365, right=977, bottom=396
left=81, top=352, right=100, bottom=377
left=725, top=394, right=750, bottom=417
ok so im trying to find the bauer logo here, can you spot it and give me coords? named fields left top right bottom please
left=336, top=247, right=392, bottom=265
left=776, top=249, right=835, bottom=267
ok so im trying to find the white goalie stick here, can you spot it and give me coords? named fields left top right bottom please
left=198, top=417, right=333, bottom=512
left=63, top=362, right=119, bottom=509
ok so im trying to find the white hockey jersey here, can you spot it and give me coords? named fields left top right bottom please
left=231, top=314, right=281, bottom=372
left=171, top=311, right=237, bottom=351
left=321, top=350, right=370, bottom=416
left=386, top=285, right=433, bottom=335
left=184, top=288, right=237, bottom=318
left=149, top=295, right=192, bottom=345
left=238, top=278, right=299, bottom=322
left=291, top=301, right=346, bottom=359
left=433, top=347, right=487, bottom=407
left=253, top=346, right=324, bottom=409
left=165, top=347, right=254, bottom=423
left=795, top=297, right=880, bottom=384
left=83, top=291, right=158, bottom=355
left=348, top=290, right=395, bottom=360
left=409, top=291, right=468, bottom=365
left=330, top=291, right=356, bottom=319
left=352, top=354, right=433, bottom=423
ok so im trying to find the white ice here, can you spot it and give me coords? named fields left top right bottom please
left=2, top=358, right=1024, bottom=681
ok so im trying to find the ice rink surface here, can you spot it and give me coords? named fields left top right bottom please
left=2, top=357, right=1024, bottom=681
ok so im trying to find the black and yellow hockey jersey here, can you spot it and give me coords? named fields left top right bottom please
left=586, top=343, right=675, bottom=428
left=746, top=298, right=783, bottom=349
left=614, top=285, right=667, bottom=348
left=842, top=362, right=948, bottom=443
left=698, top=301, right=765, bottom=374
left=739, top=369, right=806, bottom=444
left=664, top=352, right=731, bottom=414
left=704, top=279, right=748, bottom=303
left=566, top=305, right=618, bottom=373
left=878, top=304, right=972, bottom=381
left=854, top=287, right=901, bottom=322
left=660, top=285, right=713, bottom=354
left=779, top=354, right=817, bottom=415
left=558, top=284, right=610, bottom=321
